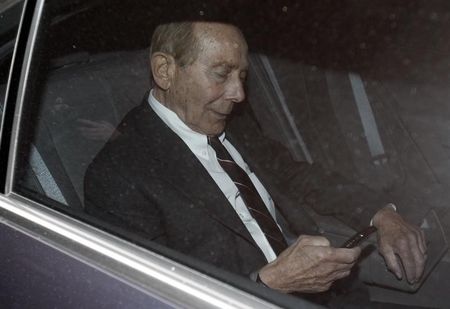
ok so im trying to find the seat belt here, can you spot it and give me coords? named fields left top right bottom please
left=348, top=73, right=387, bottom=165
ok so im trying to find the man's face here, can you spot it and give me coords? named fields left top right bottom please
left=166, top=23, right=248, bottom=136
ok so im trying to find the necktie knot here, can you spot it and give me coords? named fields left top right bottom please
left=208, top=136, right=232, bottom=160
left=207, top=136, right=219, bottom=148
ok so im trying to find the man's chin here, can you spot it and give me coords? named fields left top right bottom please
left=207, top=128, right=226, bottom=137
left=189, top=119, right=227, bottom=136
left=204, top=122, right=226, bottom=137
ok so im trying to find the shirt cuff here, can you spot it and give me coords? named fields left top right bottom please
left=370, top=203, right=397, bottom=226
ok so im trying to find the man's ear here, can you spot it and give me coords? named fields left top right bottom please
left=150, top=52, right=176, bottom=90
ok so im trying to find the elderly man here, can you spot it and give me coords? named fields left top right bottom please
left=85, top=21, right=426, bottom=295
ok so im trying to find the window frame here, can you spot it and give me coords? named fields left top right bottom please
left=0, top=0, right=28, bottom=193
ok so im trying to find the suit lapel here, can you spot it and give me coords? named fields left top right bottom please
left=132, top=100, right=261, bottom=250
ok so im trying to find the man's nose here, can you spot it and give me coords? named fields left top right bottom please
left=225, top=78, right=246, bottom=103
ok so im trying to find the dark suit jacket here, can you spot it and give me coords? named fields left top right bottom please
left=84, top=98, right=388, bottom=275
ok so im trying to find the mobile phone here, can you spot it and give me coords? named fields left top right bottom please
left=341, top=226, right=377, bottom=248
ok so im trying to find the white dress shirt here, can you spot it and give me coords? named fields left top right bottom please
left=148, top=90, right=281, bottom=262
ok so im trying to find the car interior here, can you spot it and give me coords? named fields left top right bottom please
left=7, top=0, right=450, bottom=307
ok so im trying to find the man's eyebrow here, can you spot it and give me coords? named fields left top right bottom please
left=212, top=62, right=248, bottom=71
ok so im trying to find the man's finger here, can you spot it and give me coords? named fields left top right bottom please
left=381, top=248, right=403, bottom=279
left=333, top=247, right=361, bottom=264
left=333, top=269, right=352, bottom=281
left=418, top=228, right=427, bottom=255
left=326, top=262, right=357, bottom=277
left=411, top=226, right=426, bottom=255
left=298, top=235, right=330, bottom=247
left=410, top=239, right=427, bottom=281
left=398, top=251, right=417, bottom=283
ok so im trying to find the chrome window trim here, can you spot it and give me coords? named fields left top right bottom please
left=5, top=0, right=37, bottom=194
left=1, top=0, right=283, bottom=307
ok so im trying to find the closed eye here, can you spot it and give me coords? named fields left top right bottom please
left=215, top=72, right=228, bottom=79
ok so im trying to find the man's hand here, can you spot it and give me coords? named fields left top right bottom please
left=258, top=235, right=361, bottom=293
left=373, top=207, right=427, bottom=283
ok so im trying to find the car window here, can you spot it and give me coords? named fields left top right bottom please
left=11, top=0, right=450, bottom=307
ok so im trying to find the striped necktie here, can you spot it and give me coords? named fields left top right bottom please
left=208, top=136, right=288, bottom=255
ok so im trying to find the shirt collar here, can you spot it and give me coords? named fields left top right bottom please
left=148, top=90, right=225, bottom=159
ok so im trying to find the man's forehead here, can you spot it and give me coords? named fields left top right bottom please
left=193, top=22, right=248, bottom=68
left=201, top=50, right=249, bottom=71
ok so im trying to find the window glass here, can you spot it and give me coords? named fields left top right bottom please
left=0, top=0, right=24, bottom=115
left=13, top=0, right=450, bottom=307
